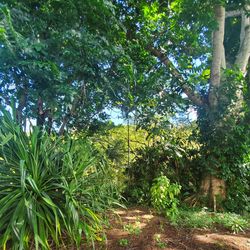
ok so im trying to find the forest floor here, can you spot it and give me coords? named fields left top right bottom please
left=95, top=206, right=250, bottom=250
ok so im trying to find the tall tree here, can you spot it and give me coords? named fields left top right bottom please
left=114, top=0, right=250, bottom=208
left=0, top=0, right=120, bottom=133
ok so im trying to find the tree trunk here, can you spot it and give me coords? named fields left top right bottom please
left=208, top=5, right=225, bottom=108
left=200, top=174, right=226, bottom=211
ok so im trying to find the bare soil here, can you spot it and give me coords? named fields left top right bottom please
left=95, top=207, right=250, bottom=250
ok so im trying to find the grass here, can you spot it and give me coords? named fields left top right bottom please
left=175, top=208, right=250, bottom=233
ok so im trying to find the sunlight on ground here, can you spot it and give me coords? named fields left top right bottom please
left=133, top=209, right=144, bottom=214
left=108, top=229, right=129, bottom=237
left=114, top=209, right=144, bottom=215
left=124, top=216, right=139, bottom=220
left=141, top=214, right=154, bottom=220
left=114, top=210, right=126, bottom=215
left=194, top=233, right=250, bottom=249
left=136, top=222, right=147, bottom=229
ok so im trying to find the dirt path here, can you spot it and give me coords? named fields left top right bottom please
left=96, top=207, right=250, bottom=250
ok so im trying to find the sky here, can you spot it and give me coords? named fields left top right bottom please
left=105, top=107, right=197, bottom=126
left=105, top=108, right=126, bottom=125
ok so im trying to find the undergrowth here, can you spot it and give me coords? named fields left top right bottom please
left=0, top=109, right=121, bottom=249
left=175, top=208, right=250, bottom=233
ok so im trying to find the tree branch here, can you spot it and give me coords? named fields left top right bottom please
left=58, top=81, right=86, bottom=135
left=235, top=5, right=250, bottom=74
left=147, top=46, right=204, bottom=106
left=221, top=45, right=226, bottom=69
left=225, top=10, right=241, bottom=18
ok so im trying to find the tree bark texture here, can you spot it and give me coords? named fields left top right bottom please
left=200, top=175, right=226, bottom=211
left=208, top=5, right=225, bottom=108
left=235, top=6, right=250, bottom=74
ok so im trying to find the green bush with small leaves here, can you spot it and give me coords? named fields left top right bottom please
left=215, top=213, right=249, bottom=233
left=150, top=176, right=181, bottom=221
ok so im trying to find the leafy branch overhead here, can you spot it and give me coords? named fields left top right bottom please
left=0, top=0, right=122, bottom=132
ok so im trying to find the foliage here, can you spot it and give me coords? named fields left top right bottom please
left=176, top=208, right=214, bottom=229
left=125, top=145, right=163, bottom=203
left=0, top=109, right=120, bottom=249
left=150, top=176, right=181, bottom=221
left=153, top=234, right=167, bottom=249
left=0, top=0, right=249, bottom=218
left=125, top=143, right=176, bottom=203
left=176, top=208, right=250, bottom=233
left=194, top=68, right=250, bottom=212
left=123, top=222, right=141, bottom=235
left=118, top=238, right=129, bottom=247
left=0, top=0, right=123, bottom=132
left=113, top=0, right=250, bottom=211
left=223, top=166, right=250, bottom=214
left=215, top=212, right=250, bottom=233
left=125, top=124, right=197, bottom=204
left=91, top=125, right=148, bottom=194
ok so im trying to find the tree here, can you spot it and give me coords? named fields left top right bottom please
left=114, top=0, right=250, bottom=209
left=0, top=0, right=120, bottom=133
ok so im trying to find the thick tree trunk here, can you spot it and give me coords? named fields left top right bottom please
left=200, top=174, right=226, bottom=211
left=198, top=6, right=227, bottom=210
left=200, top=5, right=250, bottom=210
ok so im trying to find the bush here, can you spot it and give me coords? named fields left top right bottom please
left=90, top=125, right=149, bottom=197
left=223, top=164, right=250, bottom=214
left=125, top=140, right=185, bottom=204
left=150, top=175, right=181, bottom=221
left=0, top=109, right=119, bottom=249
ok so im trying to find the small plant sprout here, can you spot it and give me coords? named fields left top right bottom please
left=123, top=223, right=141, bottom=235
left=119, top=238, right=129, bottom=247
left=154, top=234, right=167, bottom=249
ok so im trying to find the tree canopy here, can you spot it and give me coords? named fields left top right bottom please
left=0, top=0, right=123, bottom=132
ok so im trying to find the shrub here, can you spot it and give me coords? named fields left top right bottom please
left=125, top=140, right=185, bottom=204
left=150, top=175, right=181, bottom=221
left=0, top=109, right=118, bottom=249
left=223, top=164, right=250, bottom=214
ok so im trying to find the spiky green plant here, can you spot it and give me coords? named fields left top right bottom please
left=0, top=109, right=103, bottom=249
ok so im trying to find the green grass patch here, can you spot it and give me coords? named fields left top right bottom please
left=175, top=208, right=250, bottom=233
